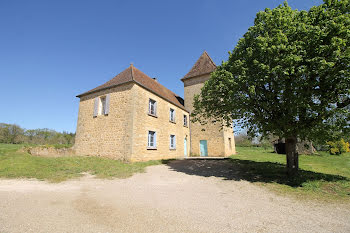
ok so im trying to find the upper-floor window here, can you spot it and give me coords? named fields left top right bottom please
left=148, top=131, right=157, bottom=148
left=148, top=99, right=157, bottom=116
left=170, top=135, right=176, bottom=149
left=93, top=94, right=110, bottom=117
left=169, top=108, right=175, bottom=123
left=183, top=115, right=188, bottom=127
left=99, top=96, right=106, bottom=115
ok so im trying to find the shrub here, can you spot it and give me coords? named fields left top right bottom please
left=326, top=139, right=350, bottom=155
left=235, top=132, right=254, bottom=147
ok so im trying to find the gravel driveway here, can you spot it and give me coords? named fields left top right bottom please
left=0, top=160, right=349, bottom=233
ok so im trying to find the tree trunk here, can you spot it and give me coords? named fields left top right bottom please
left=285, top=137, right=299, bottom=176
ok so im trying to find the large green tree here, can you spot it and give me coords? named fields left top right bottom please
left=192, top=0, right=350, bottom=175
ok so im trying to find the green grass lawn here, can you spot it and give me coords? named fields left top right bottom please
left=1, top=143, right=349, bottom=200
left=0, top=143, right=161, bottom=182
left=231, top=147, right=350, bottom=201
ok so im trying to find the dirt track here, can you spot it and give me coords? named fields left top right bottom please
left=0, top=160, right=349, bottom=233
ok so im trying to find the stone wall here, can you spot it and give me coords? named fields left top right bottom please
left=75, top=82, right=190, bottom=161
left=74, top=83, right=134, bottom=160
left=223, top=125, right=236, bottom=156
left=183, top=73, right=236, bottom=156
left=26, top=146, right=75, bottom=157
left=130, top=84, right=190, bottom=161
left=75, top=71, right=235, bottom=161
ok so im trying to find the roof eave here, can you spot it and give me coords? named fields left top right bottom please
left=133, top=80, right=189, bottom=112
left=76, top=80, right=189, bottom=113
left=180, top=71, right=213, bottom=82
left=76, top=80, right=134, bottom=98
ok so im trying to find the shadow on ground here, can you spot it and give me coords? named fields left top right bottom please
left=166, top=159, right=348, bottom=187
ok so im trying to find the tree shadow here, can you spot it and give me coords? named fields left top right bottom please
left=166, top=159, right=348, bottom=187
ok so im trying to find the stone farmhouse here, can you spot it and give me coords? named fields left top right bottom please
left=74, top=52, right=236, bottom=161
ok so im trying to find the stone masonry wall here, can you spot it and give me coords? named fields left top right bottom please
left=223, top=125, right=236, bottom=156
left=130, top=84, right=190, bottom=161
left=183, top=73, right=236, bottom=156
left=75, top=82, right=190, bottom=162
left=27, top=146, right=75, bottom=157
left=74, top=83, right=134, bottom=160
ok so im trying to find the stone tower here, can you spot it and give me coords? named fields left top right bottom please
left=182, top=51, right=236, bottom=156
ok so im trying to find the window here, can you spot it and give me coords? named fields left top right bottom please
left=169, top=108, right=175, bottom=122
left=148, top=131, right=156, bottom=148
left=170, top=135, right=176, bottom=149
left=183, top=115, right=188, bottom=127
left=99, top=96, right=106, bottom=115
left=148, top=99, right=157, bottom=116
left=93, top=94, right=110, bottom=117
left=228, top=137, right=232, bottom=149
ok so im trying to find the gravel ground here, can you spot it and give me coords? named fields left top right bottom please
left=0, top=160, right=349, bottom=233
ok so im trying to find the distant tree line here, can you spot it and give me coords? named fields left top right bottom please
left=0, top=123, right=75, bottom=145
left=235, top=131, right=275, bottom=149
left=235, top=129, right=350, bottom=155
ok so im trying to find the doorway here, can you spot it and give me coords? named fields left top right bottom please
left=200, top=140, right=208, bottom=156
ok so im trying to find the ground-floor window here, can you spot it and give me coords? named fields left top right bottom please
left=148, top=131, right=156, bottom=148
left=170, top=135, right=176, bottom=149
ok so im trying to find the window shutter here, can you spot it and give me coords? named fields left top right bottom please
left=93, top=97, right=99, bottom=117
left=105, top=94, right=110, bottom=115
left=154, top=132, right=157, bottom=147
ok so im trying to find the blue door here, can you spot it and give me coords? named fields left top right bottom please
left=200, top=140, right=208, bottom=156
left=184, top=138, right=187, bottom=157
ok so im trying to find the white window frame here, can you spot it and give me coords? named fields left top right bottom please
left=148, top=99, right=157, bottom=116
left=99, top=96, right=107, bottom=115
left=183, top=114, right=188, bottom=127
left=169, top=108, right=175, bottom=122
left=147, top=131, right=157, bottom=149
left=170, top=134, right=176, bottom=149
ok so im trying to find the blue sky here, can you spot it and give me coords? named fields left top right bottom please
left=0, top=0, right=323, bottom=133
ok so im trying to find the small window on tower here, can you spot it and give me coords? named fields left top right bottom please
left=183, top=115, right=188, bottom=127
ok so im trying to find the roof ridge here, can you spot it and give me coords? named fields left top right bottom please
left=203, top=51, right=216, bottom=67
left=76, top=63, right=188, bottom=111
left=181, top=51, right=217, bottom=81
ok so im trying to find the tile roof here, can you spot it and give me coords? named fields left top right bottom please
left=77, top=65, right=187, bottom=111
left=181, top=51, right=216, bottom=81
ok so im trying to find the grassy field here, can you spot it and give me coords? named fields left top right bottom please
left=0, top=143, right=161, bottom=182
left=232, top=147, right=350, bottom=200
left=0, top=143, right=349, bottom=200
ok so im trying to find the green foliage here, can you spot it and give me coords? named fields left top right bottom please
left=0, top=123, right=75, bottom=145
left=192, top=0, right=350, bottom=144
left=0, top=123, right=24, bottom=144
left=327, top=138, right=350, bottom=154
left=0, top=143, right=162, bottom=182
left=233, top=147, right=350, bottom=199
left=235, top=132, right=254, bottom=147
left=258, top=138, right=274, bottom=150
